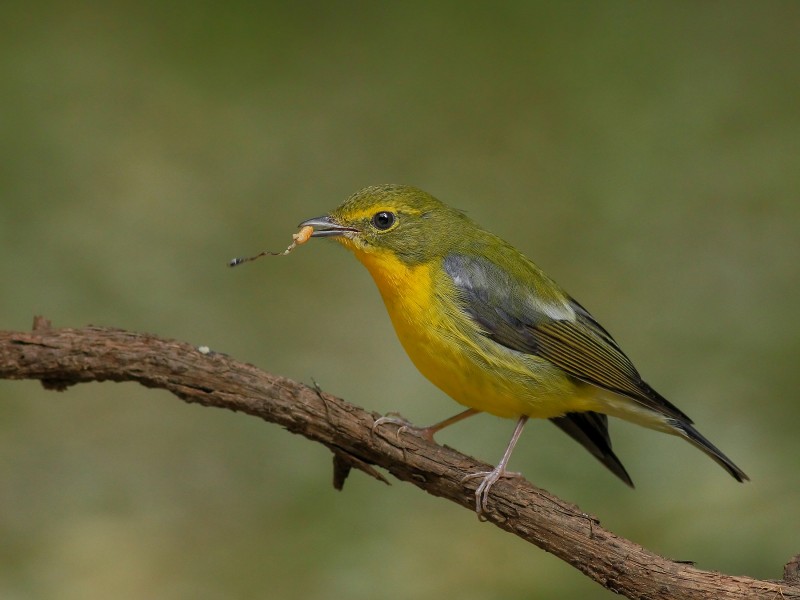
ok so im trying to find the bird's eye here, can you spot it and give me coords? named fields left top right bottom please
left=371, top=211, right=395, bottom=230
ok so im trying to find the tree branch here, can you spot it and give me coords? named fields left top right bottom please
left=1, top=319, right=796, bottom=599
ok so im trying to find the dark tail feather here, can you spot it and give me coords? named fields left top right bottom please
left=669, top=419, right=750, bottom=482
left=551, top=412, right=634, bottom=488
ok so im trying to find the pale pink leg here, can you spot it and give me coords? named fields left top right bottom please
left=373, top=408, right=480, bottom=443
left=463, top=415, right=529, bottom=516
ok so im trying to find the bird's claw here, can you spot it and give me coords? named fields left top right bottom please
left=372, top=414, right=413, bottom=440
left=372, top=414, right=437, bottom=443
left=462, top=468, right=522, bottom=517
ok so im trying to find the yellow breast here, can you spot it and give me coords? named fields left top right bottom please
left=349, top=247, right=593, bottom=420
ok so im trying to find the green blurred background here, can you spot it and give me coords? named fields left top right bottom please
left=2, top=2, right=798, bottom=598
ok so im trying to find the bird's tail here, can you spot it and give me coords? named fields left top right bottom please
left=668, top=419, right=749, bottom=482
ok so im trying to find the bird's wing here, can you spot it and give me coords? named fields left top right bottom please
left=442, top=253, right=690, bottom=422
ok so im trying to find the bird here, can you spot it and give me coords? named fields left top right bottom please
left=296, top=184, right=748, bottom=515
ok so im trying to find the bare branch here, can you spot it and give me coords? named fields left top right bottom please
left=0, top=321, right=796, bottom=599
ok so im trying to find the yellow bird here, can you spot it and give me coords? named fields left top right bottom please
left=297, top=184, right=748, bottom=514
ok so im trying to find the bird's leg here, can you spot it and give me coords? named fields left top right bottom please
left=462, top=415, right=529, bottom=517
left=372, top=408, right=480, bottom=443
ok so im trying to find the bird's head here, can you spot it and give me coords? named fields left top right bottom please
left=299, top=184, right=471, bottom=266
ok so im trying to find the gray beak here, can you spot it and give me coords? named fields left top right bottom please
left=297, top=215, right=359, bottom=238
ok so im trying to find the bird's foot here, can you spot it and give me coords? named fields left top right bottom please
left=462, top=467, right=522, bottom=518
left=372, top=413, right=438, bottom=443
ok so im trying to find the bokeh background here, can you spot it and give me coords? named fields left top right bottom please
left=2, top=2, right=798, bottom=599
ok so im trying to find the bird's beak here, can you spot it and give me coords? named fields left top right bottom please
left=297, top=215, right=359, bottom=238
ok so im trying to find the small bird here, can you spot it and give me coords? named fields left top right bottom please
left=297, top=184, right=748, bottom=515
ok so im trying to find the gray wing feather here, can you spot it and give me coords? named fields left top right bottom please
left=443, top=253, right=690, bottom=422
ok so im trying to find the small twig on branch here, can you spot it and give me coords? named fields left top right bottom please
left=0, top=319, right=797, bottom=600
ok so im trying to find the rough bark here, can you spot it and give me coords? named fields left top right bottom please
left=1, top=319, right=796, bottom=599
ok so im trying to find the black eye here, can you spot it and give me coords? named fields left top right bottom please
left=371, top=211, right=395, bottom=230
